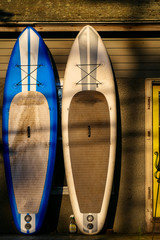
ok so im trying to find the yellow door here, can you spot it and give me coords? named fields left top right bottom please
left=153, top=85, right=160, bottom=217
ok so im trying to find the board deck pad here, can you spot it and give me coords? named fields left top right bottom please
left=9, top=91, right=50, bottom=213
left=68, top=90, right=110, bottom=213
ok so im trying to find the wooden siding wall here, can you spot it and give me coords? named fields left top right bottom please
left=1, top=37, right=160, bottom=83
left=0, top=36, right=159, bottom=233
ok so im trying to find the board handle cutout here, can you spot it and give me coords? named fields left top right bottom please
left=88, top=125, right=91, bottom=137
left=27, top=126, right=31, bottom=138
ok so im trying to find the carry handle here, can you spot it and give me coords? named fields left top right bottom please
left=88, top=126, right=91, bottom=138
left=27, top=126, right=31, bottom=138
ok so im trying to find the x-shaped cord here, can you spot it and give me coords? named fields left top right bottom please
left=16, top=64, right=43, bottom=86
left=76, top=64, right=102, bottom=85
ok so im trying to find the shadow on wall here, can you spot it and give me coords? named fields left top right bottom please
left=102, top=62, right=122, bottom=233
left=0, top=10, right=14, bottom=22
left=114, top=40, right=145, bottom=233
left=42, top=49, right=65, bottom=233
left=108, top=32, right=160, bottom=233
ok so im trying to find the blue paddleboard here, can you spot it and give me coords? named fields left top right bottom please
left=2, top=27, right=57, bottom=234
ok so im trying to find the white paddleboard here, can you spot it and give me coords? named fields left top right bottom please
left=62, top=25, right=117, bottom=234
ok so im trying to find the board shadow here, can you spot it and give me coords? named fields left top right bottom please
left=102, top=62, right=122, bottom=233
left=39, top=49, right=65, bottom=233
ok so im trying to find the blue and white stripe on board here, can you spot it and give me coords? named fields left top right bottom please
left=3, top=26, right=58, bottom=235
left=30, top=28, right=39, bottom=91
left=19, top=27, right=39, bottom=92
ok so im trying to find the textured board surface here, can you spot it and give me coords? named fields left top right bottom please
left=9, top=91, right=50, bottom=214
left=68, top=91, right=110, bottom=213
